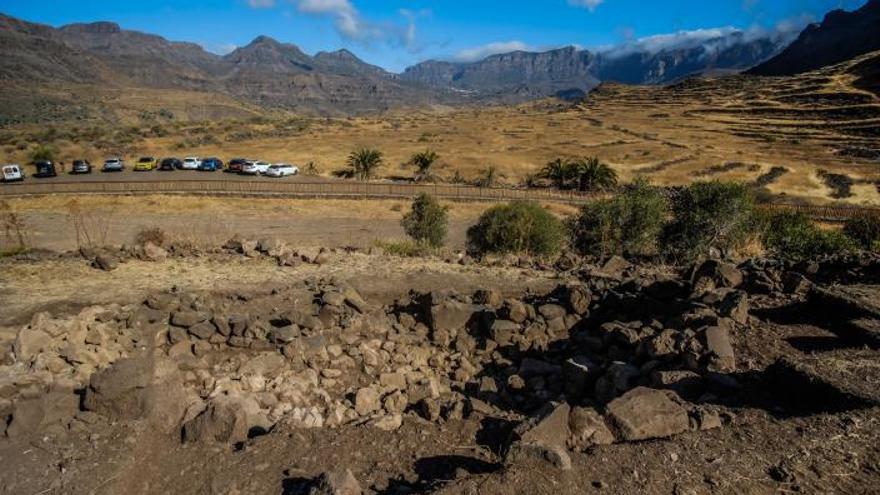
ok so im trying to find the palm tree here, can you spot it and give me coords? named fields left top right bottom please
left=540, top=158, right=573, bottom=189
left=345, top=148, right=384, bottom=181
left=409, top=150, right=439, bottom=182
left=570, top=157, right=618, bottom=192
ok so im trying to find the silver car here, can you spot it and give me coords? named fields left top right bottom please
left=102, top=158, right=124, bottom=172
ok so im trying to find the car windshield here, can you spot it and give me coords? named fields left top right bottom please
left=139, top=157, right=153, bottom=162
left=105, top=160, right=119, bottom=164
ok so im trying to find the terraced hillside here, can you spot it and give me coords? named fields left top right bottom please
left=581, top=51, right=880, bottom=203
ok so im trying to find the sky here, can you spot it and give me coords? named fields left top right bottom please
left=0, top=0, right=869, bottom=72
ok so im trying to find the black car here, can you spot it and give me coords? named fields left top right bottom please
left=71, top=159, right=92, bottom=174
left=158, top=158, right=181, bottom=171
left=33, top=160, right=57, bottom=178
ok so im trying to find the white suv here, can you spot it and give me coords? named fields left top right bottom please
left=182, top=157, right=201, bottom=170
left=242, top=160, right=271, bottom=175
left=265, top=164, right=299, bottom=178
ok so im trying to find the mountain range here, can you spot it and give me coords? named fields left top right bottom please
left=750, top=0, right=880, bottom=76
left=0, top=1, right=878, bottom=119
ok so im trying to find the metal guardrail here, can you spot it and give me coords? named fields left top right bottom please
left=0, top=180, right=593, bottom=204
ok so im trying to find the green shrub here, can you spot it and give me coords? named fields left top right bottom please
left=662, top=181, right=756, bottom=261
left=373, top=239, right=433, bottom=257
left=569, top=178, right=668, bottom=257
left=467, top=201, right=564, bottom=256
left=843, top=215, right=880, bottom=252
left=761, top=210, right=856, bottom=260
left=29, top=144, right=58, bottom=163
left=401, top=194, right=448, bottom=248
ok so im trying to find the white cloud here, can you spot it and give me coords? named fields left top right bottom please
left=453, top=41, right=534, bottom=62
left=599, top=21, right=806, bottom=60
left=568, top=0, right=604, bottom=12
left=292, top=0, right=421, bottom=50
left=247, top=0, right=276, bottom=8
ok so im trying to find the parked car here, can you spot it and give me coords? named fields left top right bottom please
left=2, top=164, right=24, bottom=182
left=181, top=157, right=201, bottom=170
left=227, top=158, right=247, bottom=174
left=265, top=163, right=299, bottom=178
left=198, top=157, right=224, bottom=172
left=33, top=160, right=57, bottom=178
left=134, top=156, right=158, bottom=171
left=103, top=158, right=124, bottom=172
left=241, top=160, right=271, bottom=175
left=71, top=159, right=92, bottom=174
left=158, top=158, right=181, bottom=171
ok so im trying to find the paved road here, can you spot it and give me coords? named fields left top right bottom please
left=5, top=168, right=329, bottom=184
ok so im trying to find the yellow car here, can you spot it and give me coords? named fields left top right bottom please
left=134, top=156, right=158, bottom=171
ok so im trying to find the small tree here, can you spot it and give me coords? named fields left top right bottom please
left=843, top=214, right=880, bottom=252
left=662, top=181, right=756, bottom=261
left=409, top=150, right=439, bottom=182
left=29, top=144, right=58, bottom=163
left=540, top=158, right=573, bottom=189
left=401, top=194, right=448, bottom=248
left=467, top=201, right=564, bottom=256
left=569, top=157, right=618, bottom=192
left=761, top=210, right=856, bottom=260
left=569, top=178, right=668, bottom=257
left=344, top=148, right=383, bottom=180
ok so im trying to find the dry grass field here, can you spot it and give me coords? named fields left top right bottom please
left=2, top=52, right=878, bottom=205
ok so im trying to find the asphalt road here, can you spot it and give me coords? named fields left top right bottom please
left=4, top=168, right=330, bottom=184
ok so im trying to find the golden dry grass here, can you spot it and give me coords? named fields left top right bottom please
left=3, top=55, right=878, bottom=205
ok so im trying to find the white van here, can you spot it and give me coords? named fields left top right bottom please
left=2, top=164, right=24, bottom=182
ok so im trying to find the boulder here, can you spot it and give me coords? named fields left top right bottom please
left=566, top=285, right=592, bottom=315
left=719, top=291, right=749, bottom=325
left=83, top=355, right=188, bottom=432
left=429, top=301, right=476, bottom=333
left=703, top=325, right=736, bottom=372
left=605, top=387, right=689, bottom=442
left=171, top=311, right=210, bottom=328
left=354, top=387, right=381, bottom=416
left=500, top=299, right=528, bottom=324
left=473, top=289, right=502, bottom=307
left=13, top=327, right=53, bottom=361
left=568, top=406, right=616, bottom=450
left=93, top=255, right=117, bottom=271
left=309, top=469, right=363, bottom=495
left=506, top=402, right=572, bottom=470
left=691, top=260, right=743, bottom=293
left=181, top=398, right=249, bottom=445
left=142, top=243, right=168, bottom=262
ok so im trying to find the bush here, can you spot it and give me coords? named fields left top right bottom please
left=662, top=181, right=756, bottom=261
left=843, top=215, right=880, bottom=252
left=29, top=144, right=58, bottom=163
left=373, top=239, right=433, bottom=257
left=133, top=227, right=167, bottom=247
left=569, top=178, right=668, bottom=257
left=467, top=201, right=564, bottom=256
left=401, top=194, right=448, bottom=248
left=761, top=210, right=856, bottom=260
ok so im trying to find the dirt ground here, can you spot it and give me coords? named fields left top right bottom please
left=0, top=249, right=878, bottom=495
left=0, top=195, right=578, bottom=253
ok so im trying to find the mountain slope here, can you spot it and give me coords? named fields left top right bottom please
left=401, top=47, right=600, bottom=100
left=0, top=16, right=456, bottom=116
left=749, top=0, right=880, bottom=76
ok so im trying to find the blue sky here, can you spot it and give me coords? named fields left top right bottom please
left=0, top=0, right=868, bottom=71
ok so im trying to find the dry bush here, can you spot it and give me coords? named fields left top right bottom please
left=66, top=199, right=116, bottom=249
left=133, top=227, right=167, bottom=247
left=0, top=200, right=31, bottom=255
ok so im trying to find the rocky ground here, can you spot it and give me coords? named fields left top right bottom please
left=1, top=240, right=879, bottom=494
